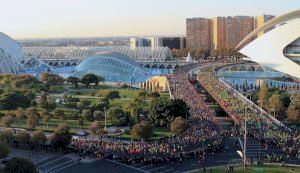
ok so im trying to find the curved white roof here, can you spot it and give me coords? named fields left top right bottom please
left=0, top=32, right=22, bottom=59
left=0, top=32, right=23, bottom=74
left=240, top=18, right=300, bottom=79
left=237, top=9, right=300, bottom=49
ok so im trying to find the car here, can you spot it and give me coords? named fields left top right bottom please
left=75, top=130, right=88, bottom=136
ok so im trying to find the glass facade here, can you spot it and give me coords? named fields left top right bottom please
left=74, top=52, right=150, bottom=83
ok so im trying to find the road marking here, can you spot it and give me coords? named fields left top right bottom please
left=132, top=163, right=144, bottom=167
left=34, top=155, right=56, bottom=164
left=147, top=166, right=165, bottom=172
left=139, top=165, right=154, bottom=169
left=39, top=157, right=65, bottom=168
left=160, top=168, right=174, bottom=173
left=45, top=160, right=74, bottom=172
left=106, top=159, right=150, bottom=173
left=49, top=162, right=78, bottom=173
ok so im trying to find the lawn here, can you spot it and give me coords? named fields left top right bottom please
left=10, top=118, right=113, bottom=133
left=118, top=127, right=173, bottom=141
left=67, top=87, right=140, bottom=99
left=193, top=165, right=300, bottom=173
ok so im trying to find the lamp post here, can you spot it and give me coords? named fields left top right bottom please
left=243, top=107, right=247, bottom=171
left=257, top=100, right=263, bottom=161
left=104, top=108, right=107, bottom=131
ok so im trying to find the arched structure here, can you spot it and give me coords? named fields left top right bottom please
left=239, top=10, right=300, bottom=79
left=0, top=32, right=24, bottom=74
left=74, top=52, right=149, bottom=83
left=237, top=9, right=300, bottom=49
left=22, top=46, right=173, bottom=63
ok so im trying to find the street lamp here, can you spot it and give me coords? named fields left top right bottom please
left=257, top=100, right=263, bottom=161
left=104, top=108, right=107, bottom=131
left=243, top=106, right=247, bottom=171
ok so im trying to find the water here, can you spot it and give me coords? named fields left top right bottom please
left=219, top=71, right=296, bottom=88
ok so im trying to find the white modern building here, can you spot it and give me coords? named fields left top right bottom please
left=0, top=32, right=24, bottom=74
left=239, top=9, right=300, bottom=79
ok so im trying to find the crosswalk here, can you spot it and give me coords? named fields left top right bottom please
left=107, top=159, right=182, bottom=173
left=35, top=155, right=78, bottom=173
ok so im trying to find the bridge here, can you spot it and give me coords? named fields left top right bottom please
left=166, top=62, right=296, bottom=161
left=217, top=63, right=277, bottom=72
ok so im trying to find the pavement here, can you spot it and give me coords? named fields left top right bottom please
left=57, top=139, right=242, bottom=173
left=9, top=137, right=299, bottom=173
left=9, top=149, right=55, bottom=164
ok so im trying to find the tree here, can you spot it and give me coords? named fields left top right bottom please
left=77, top=99, right=91, bottom=111
left=31, top=130, right=46, bottom=148
left=0, top=142, right=10, bottom=159
left=27, top=114, right=38, bottom=130
left=107, top=107, right=127, bottom=126
left=4, top=157, right=37, bottom=173
left=147, top=92, right=160, bottom=100
left=269, top=92, right=283, bottom=118
left=93, top=111, right=104, bottom=121
left=149, top=97, right=190, bottom=127
left=26, top=107, right=38, bottom=118
left=131, top=121, right=153, bottom=140
left=78, top=117, right=84, bottom=129
left=14, top=131, right=31, bottom=147
left=0, top=129, right=14, bottom=145
left=258, top=82, right=269, bottom=109
left=66, top=76, right=80, bottom=88
left=81, top=74, right=99, bottom=88
left=1, top=115, right=14, bottom=128
left=82, top=109, right=93, bottom=121
left=42, top=114, right=51, bottom=128
left=14, top=108, right=25, bottom=126
left=50, top=124, right=72, bottom=150
left=104, top=91, right=121, bottom=100
left=137, top=91, right=147, bottom=100
left=286, top=94, right=300, bottom=123
left=88, top=121, right=103, bottom=137
left=170, top=117, right=190, bottom=136
left=0, top=92, right=31, bottom=110
left=39, top=92, right=48, bottom=110
left=89, top=98, right=109, bottom=112
left=53, top=109, right=65, bottom=122
left=40, top=72, right=64, bottom=85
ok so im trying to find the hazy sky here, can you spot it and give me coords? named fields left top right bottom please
left=1, top=0, right=299, bottom=39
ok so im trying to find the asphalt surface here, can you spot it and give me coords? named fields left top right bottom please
left=57, top=139, right=242, bottom=173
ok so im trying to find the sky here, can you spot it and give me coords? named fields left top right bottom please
left=0, top=0, right=299, bottom=39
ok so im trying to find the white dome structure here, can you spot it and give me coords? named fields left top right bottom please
left=0, top=32, right=23, bottom=74
left=74, top=51, right=150, bottom=83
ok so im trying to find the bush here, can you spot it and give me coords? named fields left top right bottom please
left=104, top=90, right=121, bottom=100
left=1, top=115, right=14, bottom=128
left=0, top=142, right=10, bottom=159
left=50, top=124, right=72, bottom=150
left=170, top=117, right=190, bottom=135
left=107, top=107, right=127, bottom=126
left=131, top=121, right=153, bottom=140
left=4, top=157, right=37, bottom=173
left=31, top=130, right=46, bottom=148
left=14, top=131, right=31, bottom=147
